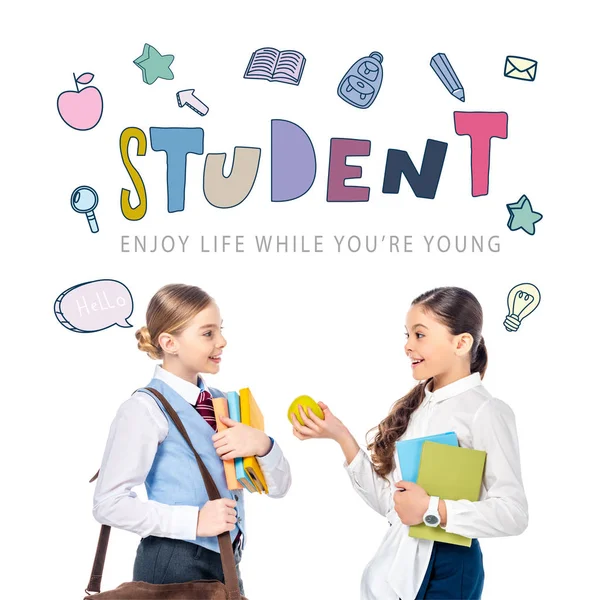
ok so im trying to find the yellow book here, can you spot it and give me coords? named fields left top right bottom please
left=239, top=387, right=269, bottom=494
left=212, top=397, right=243, bottom=490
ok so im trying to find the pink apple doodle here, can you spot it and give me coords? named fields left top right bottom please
left=57, top=72, right=103, bottom=130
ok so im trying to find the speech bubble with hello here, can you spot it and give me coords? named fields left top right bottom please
left=54, top=279, right=134, bottom=333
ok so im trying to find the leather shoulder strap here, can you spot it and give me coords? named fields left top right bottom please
left=86, top=387, right=242, bottom=600
left=85, top=524, right=110, bottom=594
left=144, top=387, right=222, bottom=502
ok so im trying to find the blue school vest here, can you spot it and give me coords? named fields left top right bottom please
left=139, top=378, right=246, bottom=553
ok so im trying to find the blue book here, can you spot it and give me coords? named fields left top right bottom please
left=228, top=391, right=257, bottom=493
left=396, top=432, right=459, bottom=482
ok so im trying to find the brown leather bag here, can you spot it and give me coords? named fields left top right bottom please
left=84, top=387, right=248, bottom=599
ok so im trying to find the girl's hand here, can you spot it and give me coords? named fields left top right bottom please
left=212, top=416, right=271, bottom=459
left=290, top=402, right=350, bottom=443
left=196, top=498, right=237, bottom=537
left=393, top=480, right=430, bottom=526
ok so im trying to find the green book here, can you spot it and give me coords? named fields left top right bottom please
left=408, top=441, right=486, bottom=547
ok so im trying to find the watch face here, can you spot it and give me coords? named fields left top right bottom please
left=424, top=514, right=439, bottom=525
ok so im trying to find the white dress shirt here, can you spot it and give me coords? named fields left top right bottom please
left=343, top=372, right=529, bottom=600
left=93, top=365, right=292, bottom=542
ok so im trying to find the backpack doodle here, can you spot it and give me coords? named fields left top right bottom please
left=337, top=51, right=384, bottom=109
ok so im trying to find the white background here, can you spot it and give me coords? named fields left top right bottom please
left=2, top=1, right=593, bottom=598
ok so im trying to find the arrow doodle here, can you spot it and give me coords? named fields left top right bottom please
left=176, top=89, right=209, bottom=116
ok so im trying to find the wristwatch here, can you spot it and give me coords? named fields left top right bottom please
left=423, top=496, right=440, bottom=527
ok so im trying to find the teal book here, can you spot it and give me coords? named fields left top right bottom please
left=228, top=391, right=256, bottom=493
left=396, top=431, right=459, bottom=482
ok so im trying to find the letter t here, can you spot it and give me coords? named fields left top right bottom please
left=454, top=112, right=508, bottom=197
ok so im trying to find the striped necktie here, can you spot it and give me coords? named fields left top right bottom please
left=194, top=388, right=217, bottom=430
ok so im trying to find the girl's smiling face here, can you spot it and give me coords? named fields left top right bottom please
left=404, top=303, right=469, bottom=386
left=159, top=302, right=227, bottom=379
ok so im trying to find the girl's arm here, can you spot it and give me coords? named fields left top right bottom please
left=256, top=438, right=292, bottom=498
left=292, top=405, right=394, bottom=517
left=92, top=395, right=199, bottom=540
left=211, top=386, right=291, bottom=498
left=341, top=430, right=394, bottom=518
left=440, top=397, right=529, bottom=538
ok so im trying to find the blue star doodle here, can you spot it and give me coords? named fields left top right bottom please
left=506, top=195, right=543, bottom=235
left=133, top=44, right=174, bottom=85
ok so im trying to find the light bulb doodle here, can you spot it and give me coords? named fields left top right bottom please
left=71, top=185, right=99, bottom=233
left=504, top=283, right=541, bottom=332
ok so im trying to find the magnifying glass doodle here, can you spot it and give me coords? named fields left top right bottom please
left=71, top=185, right=99, bottom=233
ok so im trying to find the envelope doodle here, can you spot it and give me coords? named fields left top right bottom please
left=504, top=56, right=537, bottom=81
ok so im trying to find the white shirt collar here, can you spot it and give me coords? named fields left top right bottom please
left=153, top=364, right=206, bottom=405
left=423, top=371, right=482, bottom=403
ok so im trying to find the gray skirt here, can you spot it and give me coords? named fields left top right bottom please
left=132, top=535, right=244, bottom=595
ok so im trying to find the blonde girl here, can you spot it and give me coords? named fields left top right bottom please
left=93, top=284, right=291, bottom=593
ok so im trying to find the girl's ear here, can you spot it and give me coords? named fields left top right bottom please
left=454, top=333, right=474, bottom=356
left=159, top=332, right=178, bottom=356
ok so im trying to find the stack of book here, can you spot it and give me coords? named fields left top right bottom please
left=396, top=432, right=487, bottom=547
left=213, top=388, right=269, bottom=494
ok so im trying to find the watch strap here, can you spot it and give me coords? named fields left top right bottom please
left=428, top=495, right=439, bottom=513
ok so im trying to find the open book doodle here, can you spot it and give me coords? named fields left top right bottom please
left=244, top=47, right=306, bottom=86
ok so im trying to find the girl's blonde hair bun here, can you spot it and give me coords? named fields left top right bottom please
left=135, top=325, right=162, bottom=360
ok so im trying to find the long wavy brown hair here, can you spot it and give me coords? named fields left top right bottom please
left=367, top=287, right=489, bottom=479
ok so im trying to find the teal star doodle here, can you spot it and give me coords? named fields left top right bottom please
left=506, top=195, right=543, bottom=235
left=133, top=44, right=174, bottom=85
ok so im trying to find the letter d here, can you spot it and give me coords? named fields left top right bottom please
left=271, top=119, right=316, bottom=202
